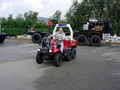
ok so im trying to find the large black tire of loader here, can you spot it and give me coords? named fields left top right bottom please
left=32, top=33, right=42, bottom=43
left=77, top=35, right=87, bottom=45
left=71, top=48, right=77, bottom=59
left=54, top=53, right=62, bottom=67
left=36, top=54, right=43, bottom=64
left=90, top=35, right=101, bottom=46
left=0, top=36, right=5, bottom=43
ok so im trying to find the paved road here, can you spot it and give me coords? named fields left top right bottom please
left=0, top=39, right=120, bottom=90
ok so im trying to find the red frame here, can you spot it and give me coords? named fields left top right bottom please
left=51, top=40, right=77, bottom=53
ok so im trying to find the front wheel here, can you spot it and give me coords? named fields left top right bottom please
left=71, top=48, right=77, bottom=59
left=36, top=54, right=44, bottom=64
left=64, top=49, right=72, bottom=61
left=54, top=53, right=62, bottom=67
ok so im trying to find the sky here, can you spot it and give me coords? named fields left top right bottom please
left=0, top=0, right=82, bottom=19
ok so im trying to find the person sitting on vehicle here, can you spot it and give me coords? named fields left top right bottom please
left=48, top=27, right=65, bottom=53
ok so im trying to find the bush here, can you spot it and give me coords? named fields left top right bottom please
left=3, top=28, right=26, bottom=35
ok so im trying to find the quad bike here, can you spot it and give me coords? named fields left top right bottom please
left=36, top=24, right=77, bottom=67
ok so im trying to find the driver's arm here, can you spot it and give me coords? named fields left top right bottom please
left=48, top=35, right=53, bottom=38
left=48, top=33, right=55, bottom=38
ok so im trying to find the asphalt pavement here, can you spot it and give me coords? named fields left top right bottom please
left=0, top=39, right=120, bottom=90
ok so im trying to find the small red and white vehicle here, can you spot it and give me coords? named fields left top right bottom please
left=36, top=24, right=77, bottom=67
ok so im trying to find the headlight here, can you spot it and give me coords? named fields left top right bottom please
left=49, top=50, right=52, bottom=52
left=37, top=49, right=40, bottom=51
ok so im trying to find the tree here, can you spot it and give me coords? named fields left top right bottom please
left=1, top=17, right=7, bottom=27
left=7, top=14, right=15, bottom=28
left=35, top=20, right=47, bottom=29
left=52, top=10, right=61, bottom=21
left=65, top=0, right=79, bottom=29
left=15, top=14, right=24, bottom=28
left=51, top=10, right=62, bottom=28
left=24, top=10, right=38, bottom=27
left=0, top=10, right=49, bottom=34
left=65, top=0, right=120, bottom=35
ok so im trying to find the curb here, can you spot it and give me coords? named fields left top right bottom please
left=8, top=37, right=31, bottom=40
left=102, top=41, right=120, bottom=44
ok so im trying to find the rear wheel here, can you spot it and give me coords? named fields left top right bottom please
left=71, top=48, right=76, bottom=59
left=36, top=54, right=44, bottom=64
left=32, top=33, right=42, bottom=43
left=90, top=35, right=101, bottom=46
left=54, top=53, right=62, bottom=67
left=64, top=49, right=72, bottom=61
left=77, top=35, right=87, bottom=45
left=0, top=36, right=5, bottom=43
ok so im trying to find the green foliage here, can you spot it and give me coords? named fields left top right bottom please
left=2, top=1, right=119, bottom=35
left=24, top=10, right=38, bottom=26
left=66, top=0, right=120, bottom=35
left=49, top=10, right=67, bottom=29
left=0, top=10, right=63, bottom=34
left=0, top=10, right=49, bottom=35
left=52, top=10, right=61, bottom=21
left=3, top=28, right=26, bottom=35
left=50, top=10, right=62, bottom=28
left=51, top=19, right=58, bottom=28
left=0, top=9, right=65, bottom=34
left=37, top=28, right=48, bottom=32
left=34, top=20, right=47, bottom=29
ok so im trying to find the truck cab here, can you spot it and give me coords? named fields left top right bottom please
left=76, top=20, right=112, bottom=46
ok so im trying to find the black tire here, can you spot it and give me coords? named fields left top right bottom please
left=64, top=49, right=72, bottom=61
left=54, top=53, right=62, bottom=67
left=0, top=36, right=5, bottom=43
left=32, top=33, right=42, bottom=43
left=90, top=35, right=101, bottom=46
left=41, top=37, right=51, bottom=47
left=77, top=35, right=87, bottom=45
left=36, top=54, right=43, bottom=64
left=71, top=48, right=77, bottom=59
